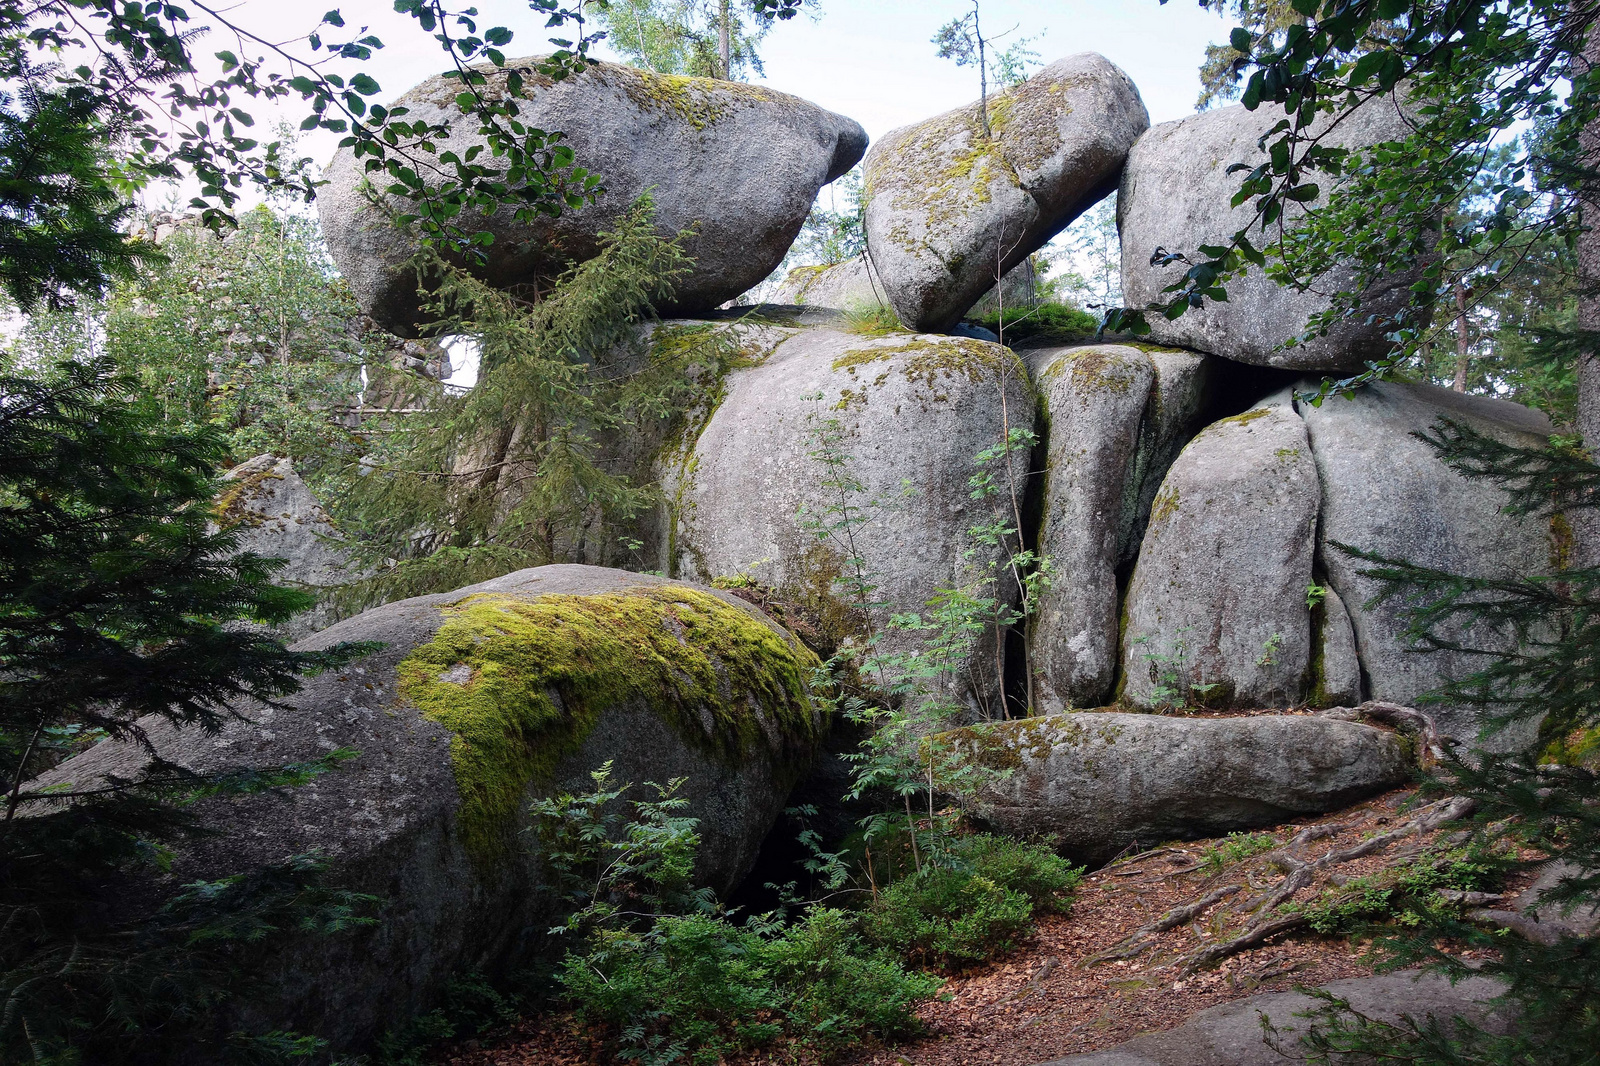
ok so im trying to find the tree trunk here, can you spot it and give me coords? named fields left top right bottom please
left=1452, top=280, right=1471, bottom=392
left=1576, top=6, right=1600, bottom=562
left=718, top=0, right=732, bottom=79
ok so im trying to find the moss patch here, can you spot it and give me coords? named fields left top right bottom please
left=212, top=461, right=284, bottom=529
left=831, top=336, right=1024, bottom=391
left=399, top=586, right=821, bottom=865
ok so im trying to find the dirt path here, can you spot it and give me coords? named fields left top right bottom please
left=432, top=789, right=1508, bottom=1066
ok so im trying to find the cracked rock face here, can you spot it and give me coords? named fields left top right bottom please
left=1119, top=90, right=1421, bottom=371
left=949, top=711, right=1412, bottom=864
left=319, top=58, right=867, bottom=337
left=861, top=53, right=1148, bottom=333
left=1027, top=344, right=1218, bottom=711
left=1111, top=380, right=1549, bottom=742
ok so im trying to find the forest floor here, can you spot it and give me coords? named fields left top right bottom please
left=430, top=787, right=1523, bottom=1066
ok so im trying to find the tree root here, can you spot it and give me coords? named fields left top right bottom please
left=1082, top=792, right=1480, bottom=978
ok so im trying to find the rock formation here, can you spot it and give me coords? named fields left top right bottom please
left=1119, top=88, right=1418, bottom=371
left=215, top=455, right=356, bottom=641
left=30, top=565, right=824, bottom=1053
left=863, top=52, right=1148, bottom=333
left=1028, top=344, right=1218, bottom=709
left=949, top=710, right=1413, bottom=864
left=319, top=59, right=867, bottom=337
left=1035, top=971, right=1509, bottom=1065
left=660, top=325, right=1034, bottom=718
left=1120, top=391, right=1321, bottom=709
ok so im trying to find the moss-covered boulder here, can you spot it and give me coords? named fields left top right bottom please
left=862, top=53, right=1148, bottom=333
left=30, top=564, right=824, bottom=1055
left=946, top=711, right=1412, bottom=864
left=1120, top=391, right=1320, bottom=709
left=659, top=326, right=1035, bottom=719
left=1027, top=344, right=1218, bottom=710
left=319, top=58, right=867, bottom=337
left=1119, top=89, right=1419, bottom=371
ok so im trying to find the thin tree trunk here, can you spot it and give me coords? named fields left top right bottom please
left=1452, top=280, right=1471, bottom=392
left=1575, top=4, right=1600, bottom=564
left=974, top=1, right=990, bottom=137
left=718, top=0, right=732, bottom=79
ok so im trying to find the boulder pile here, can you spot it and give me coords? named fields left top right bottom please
left=38, top=52, right=1551, bottom=1055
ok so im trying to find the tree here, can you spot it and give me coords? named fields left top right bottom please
left=329, top=199, right=751, bottom=608
left=0, top=358, right=375, bottom=1061
left=594, top=0, right=808, bottom=79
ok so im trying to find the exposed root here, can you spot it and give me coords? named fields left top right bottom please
left=1081, top=792, right=1482, bottom=979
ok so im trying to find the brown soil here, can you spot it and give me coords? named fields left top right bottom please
left=429, top=788, right=1521, bottom=1066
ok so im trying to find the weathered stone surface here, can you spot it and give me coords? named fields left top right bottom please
left=1028, top=345, right=1220, bottom=710
left=1301, top=382, right=1553, bottom=742
left=1122, top=393, right=1320, bottom=708
left=1313, top=583, right=1363, bottom=707
left=216, top=455, right=355, bottom=641
left=863, top=53, right=1147, bottom=333
left=772, top=254, right=887, bottom=310
left=1034, top=971, right=1509, bottom=1065
left=320, top=59, right=867, bottom=337
left=1119, top=90, right=1417, bottom=371
left=30, top=565, right=823, bottom=1054
left=951, top=711, right=1412, bottom=864
left=660, top=326, right=1035, bottom=718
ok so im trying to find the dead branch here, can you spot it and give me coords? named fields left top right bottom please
left=1082, top=884, right=1242, bottom=966
left=1319, top=701, right=1452, bottom=765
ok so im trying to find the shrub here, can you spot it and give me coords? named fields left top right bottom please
left=863, top=834, right=1080, bottom=969
left=969, top=303, right=1100, bottom=345
left=558, top=909, right=936, bottom=1065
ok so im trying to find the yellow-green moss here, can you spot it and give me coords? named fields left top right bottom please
left=830, top=336, right=1024, bottom=391
left=1148, top=486, right=1180, bottom=526
left=212, top=464, right=284, bottom=529
left=1551, top=512, right=1574, bottom=573
left=399, top=586, right=821, bottom=865
left=1220, top=408, right=1271, bottom=427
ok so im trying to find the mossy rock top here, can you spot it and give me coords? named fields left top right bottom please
left=389, top=566, right=823, bottom=864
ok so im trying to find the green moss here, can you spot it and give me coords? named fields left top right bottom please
left=830, top=336, right=1024, bottom=391
left=1219, top=408, right=1271, bottom=427
left=1551, top=512, right=1574, bottom=572
left=212, top=463, right=284, bottom=529
left=609, top=67, right=784, bottom=130
left=399, top=586, right=821, bottom=865
left=1148, top=485, right=1180, bottom=526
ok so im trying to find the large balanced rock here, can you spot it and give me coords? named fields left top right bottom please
left=863, top=53, right=1147, bottom=333
left=1119, top=89, right=1416, bottom=371
left=1121, top=392, right=1320, bottom=709
left=948, top=711, right=1412, bottom=864
left=320, top=59, right=868, bottom=337
left=661, top=326, right=1034, bottom=718
left=30, top=565, right=823, bottom=1054
left=1036, top=971, right=1509, bottom=1065
left=215, top=455, right=356, bottom=641
left=1028, top=345, right=1217, bottom=709
left=1301, top=382, right=1553, bottom=742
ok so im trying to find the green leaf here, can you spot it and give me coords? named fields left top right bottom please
left=350, top=73, right=381, bottom=96
left=1230, top=27, right=1252, bottom=53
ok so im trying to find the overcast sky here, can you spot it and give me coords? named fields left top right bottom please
left=205, top=0, right=1234, bottom=177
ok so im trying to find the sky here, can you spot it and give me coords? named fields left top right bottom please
left=204, top=0, right=1234, bottom=176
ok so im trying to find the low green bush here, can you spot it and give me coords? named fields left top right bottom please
left=1303, top=842, right=1512, bottom=935
left=558, top=908, right=937, bottom=1066
left=969, top=303, right=1100, bottom=345
left=863, top=834, right=1081, bottom=970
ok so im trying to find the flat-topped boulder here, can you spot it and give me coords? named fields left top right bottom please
left=863, top=53, right=1147, bottom=333
left=947, top=711, right=1413, bottom=864
left=320, top=59, right=867, bottom=336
